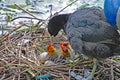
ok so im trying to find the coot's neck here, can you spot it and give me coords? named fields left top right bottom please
left=61, top=14, right=70, bottom=33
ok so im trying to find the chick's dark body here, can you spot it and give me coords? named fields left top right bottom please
left=48, top=8, right=120, bottom=60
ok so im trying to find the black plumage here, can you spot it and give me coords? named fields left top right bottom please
left=47, top=8, right=120, bottom=79
left=48, top=14, right=70, bottom=36
left=48, top=8, right=120, bottom=59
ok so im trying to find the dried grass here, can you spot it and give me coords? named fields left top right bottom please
left=0, top=23, right=120, bottom=80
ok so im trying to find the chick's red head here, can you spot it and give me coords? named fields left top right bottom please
left=59, top=42, right=71, bottom=57
left=47, top=44, right=56, bottom=56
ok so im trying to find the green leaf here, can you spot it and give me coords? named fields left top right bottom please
left=6, top=13, right=11, bottom=22
left=8, top=5, right=17, bottom=9
left=25, top=0, right=30, bottom=6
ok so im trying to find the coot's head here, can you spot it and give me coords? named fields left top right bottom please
left=47, top=14, right=70, bottom=36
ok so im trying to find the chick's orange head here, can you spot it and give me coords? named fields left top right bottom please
left=60, top=42, right=71, bottom=49
left=60, top=44, right=69, bottom=53
left=59, top=42, right=70, bottom=57
left=47, top=44, right=56, bottom=56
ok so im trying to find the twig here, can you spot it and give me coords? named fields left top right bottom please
left=0, top=23, right=25, bottom=42
left=14, top=4, right=39, bottom=20
left=46, top=0, right=79, bottom=20
left=110, top=64, right=114, bottom=80
left=56, top=0, right=79, bottom=14
left=0, top=73, right=5, bottom=80
left=11, top=17, right=45, bottom=22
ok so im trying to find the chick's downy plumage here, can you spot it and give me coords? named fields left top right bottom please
left=59, top=42, right=71, bottom=57
left=48, top=8, right=120, bottom=60
left=47, top=44, right=57, bottom=56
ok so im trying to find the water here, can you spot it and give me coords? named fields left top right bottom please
left=0, top=0, right=104, bottom=35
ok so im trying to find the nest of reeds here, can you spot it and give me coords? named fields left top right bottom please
left=0, top=21, right=120, bottom=80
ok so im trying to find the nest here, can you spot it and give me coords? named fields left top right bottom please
left=0, top=23, right=120, bottom=80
